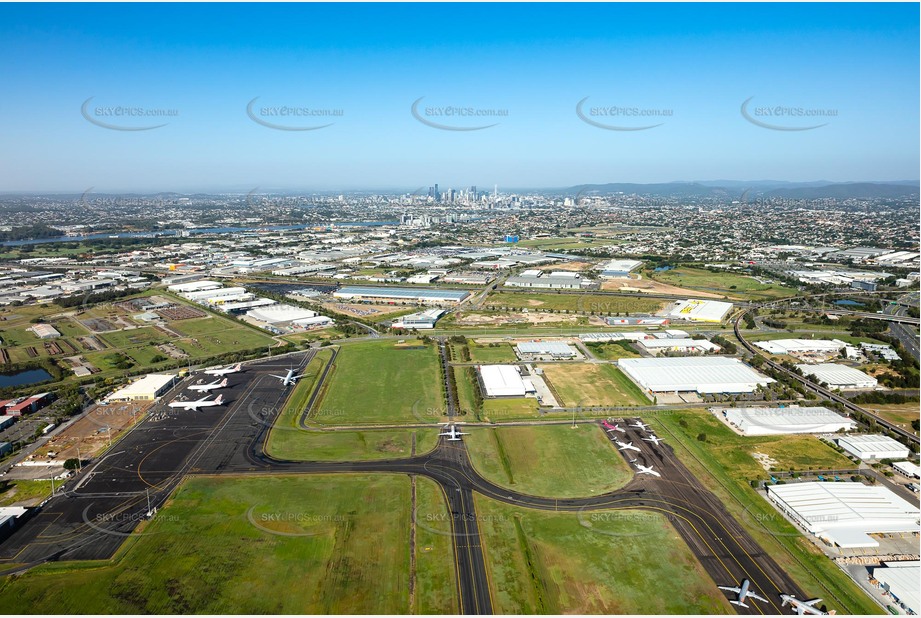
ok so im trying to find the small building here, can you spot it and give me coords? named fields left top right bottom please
left=0, top=441, right=12, bottom=457
left=836, top=434, right=910, bottom=461
left=892, top=461, right=921, bottom=479
left=107, top=374, right=178, bottom=402
left=28, top=323, right=61, bottom=339
left=0, top=416, right=15, bottom=431
left=0, top=506, right=29, bottom=543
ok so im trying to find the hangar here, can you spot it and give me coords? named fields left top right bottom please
left=722, top=406, right=856, bottom=436
left=617, top=356, right=773, bottom=394
left=107, top=374, right=178, bottom=402
left=766, top=482, right=919, bottom=549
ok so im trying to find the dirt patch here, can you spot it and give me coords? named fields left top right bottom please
left=601, top=277, right=723, bottom=298
left=42, top=402, right=149, bottom=460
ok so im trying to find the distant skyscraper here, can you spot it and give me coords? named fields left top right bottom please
left=434, top=183, right=440, bottom=202
left=469, top=185, right=477, bottom=201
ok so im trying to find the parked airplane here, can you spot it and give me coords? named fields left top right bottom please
left=719, top=579, right=768, bottom=608
left=634, top=463, right=661, bottom=477
left=630, top=420, right=651, bottom=431
left=642, top=434, right=664, bottom=446
left=602, top=420, right=625, bottom=433
left=615, top=439, right=641, bottom=453
left=781, top=595, right=834, bottom=615
left=168, top=394, right=224, bottom=411
left=203, top=363, right=242, bottom=376
left=187, top=378, right=228, bottom=392
left=439, top=424, right=468, bottom=441
left=271, top=368, right=305, bottom=387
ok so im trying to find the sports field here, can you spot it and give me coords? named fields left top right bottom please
left=484, top=292, right=664, bottom=315
left=649, top=266, right=796, bottom=300
left=311, top=340, right=444, bottom=425
left=465, top=425, right=633, bottom=498
left=0, top=474, right=456, bottom=614
left=540, top=363, right=650, bottom=406
left=474, top=496, right=732, bottom=614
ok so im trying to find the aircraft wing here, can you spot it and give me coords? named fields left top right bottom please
left=748, top=591, right=769, bottom=604
left=718, top=586, right=741, bottom=594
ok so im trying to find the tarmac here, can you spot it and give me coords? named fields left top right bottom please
left=0, top=349, right=818, bottom=615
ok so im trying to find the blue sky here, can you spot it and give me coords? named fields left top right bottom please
left=0, top=3, right=917, bottom=192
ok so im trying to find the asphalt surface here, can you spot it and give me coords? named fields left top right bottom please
left=1, top=351, right=813, bottom=616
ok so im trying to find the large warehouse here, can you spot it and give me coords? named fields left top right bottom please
left=666, top=299, right=734, bottom=323
left=796, top=363, right=878, bottom=389
left=515, top=341, right=578, bottom=359
left=873, top=561, right=920, bottom=615
left=618, top=357, right=774, bottom=394
left=107, top=374, right=178, bottom=402
left=246, top=304, right=321, bottom=324
left=754, top=338, right=848, bottom=355
left=477, top=365, right=530, bottom=398
left=722, top=406, right=856, bottom=436
left=766, top=482, right=919, bottom=548
left=333, top=286, right=470, bottom=304
left=597, top=259, right=643, bottom=278
left=836, top=434, right=910, bottom=460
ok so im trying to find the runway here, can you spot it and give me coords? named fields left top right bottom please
left=1, top=351, right=813, bottom=616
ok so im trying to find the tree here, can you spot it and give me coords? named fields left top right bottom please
left=697, top=433, right=707, bottom=442
left=63, top=458, right=80, bottom=471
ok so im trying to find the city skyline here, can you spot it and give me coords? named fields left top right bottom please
left=1, top=2, right=918, bottom=192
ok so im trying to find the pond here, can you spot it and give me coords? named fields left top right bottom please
left=0, top=368, right=53, bottom=388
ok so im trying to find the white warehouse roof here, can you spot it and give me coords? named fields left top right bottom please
left=247, top=304, right=318, bottom=324
left=767, top=482, right=919, bottom=548
left=836, top=434, right=910, bottom=460
left=108, top=374, right=177, bottom=401
left=618, top=356, right=774, bottom=394
left=478, top=365, right=527, bottom=398
left=755, top=339, right=848, bottom=354
left=516, top=341, right=578, bottom=357
left=796, top=363, right=877, bottom=389
left=874, top=561, right=920, bottom=615
left=666, top=299, right=734, bottom=323
left=723, top=406, right=856, bottom=435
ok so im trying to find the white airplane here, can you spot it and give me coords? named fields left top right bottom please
left=630, top=420, right=651, bottom=431
left=642, top=434, right=664, bottom=446
left=719, top=579, right=768, bottom=608
left=187, top=377, right=228, bottom=392
left=271, top=368, right=305, bottom=387
left=781, top=595, right=834, bottom=615
left=203, top=363, right=242, bottom=376
left=615, top=439, right=641, bottom=453
left=168, top=394, right=224, bottom=411
left=634, top=463, right=662, bottom=477
left=602, top=420, right=625, bottom=433
left=439, top=424, right=468, bottom=441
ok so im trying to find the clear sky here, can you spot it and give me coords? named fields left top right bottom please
left=0, top=3, right=917, bottom=192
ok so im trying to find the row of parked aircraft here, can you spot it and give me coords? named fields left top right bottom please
left=720, top=579, right=832, bottom=615
left=603, top=419, right=665, bottom=477
left=167, top=363, right=243, bottom=411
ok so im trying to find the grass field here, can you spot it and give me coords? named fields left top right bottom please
left=642, top=409, right=880, bottom=615
left=467, top=342, right=518, bottom=363
left=862, top=403, right=920, bottom=430
left=649, top=266, right=796, bottom=300
left=540, top=363, right=650, bottom=406
left=0, top=479, right=52, bottom=507
left=465, top=425, right=633, bottom=498
left=474, top=496, right=732, bottom=614
left=454, top=366, right=480, bottom=416
left=0, top=474, right=456, bottom=614
left=481, top=397, right=540, bottom=421
left=582, top=341, right=641, bottom=360
left=312, top=340, right=444, bottom=425
left=484, top=292, right=664, bottom=315
left=170, top=317, right=275, bottom=356
left=752, top=436, right=856, bottom=471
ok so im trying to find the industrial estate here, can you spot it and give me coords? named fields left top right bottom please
left=0, top=178, right=917, bottom=616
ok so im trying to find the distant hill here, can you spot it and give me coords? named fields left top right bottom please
left=559, top=181, right=919, bottom=200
